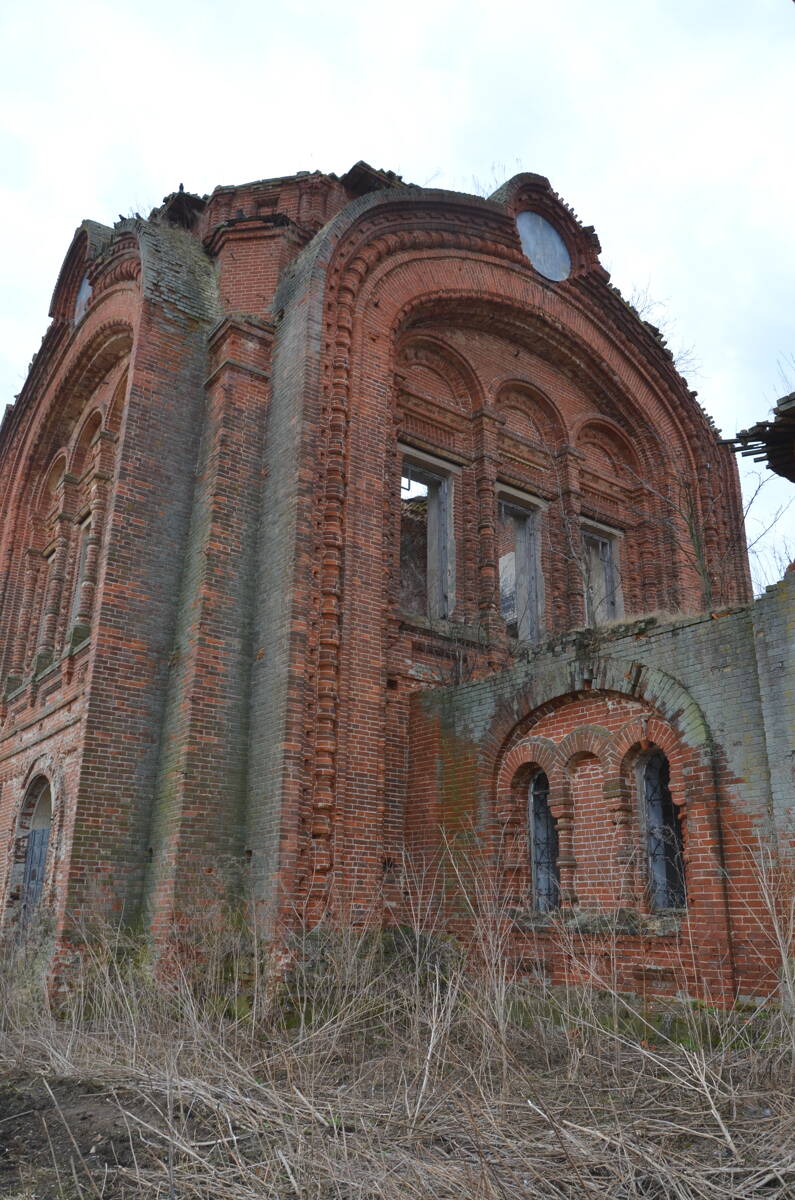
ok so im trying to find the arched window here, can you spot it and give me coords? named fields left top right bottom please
left=529, top=772, right=559, bottom=911
left=642, top=752, right=685, bottom=910
left=20, top=778, right=52, bottom=924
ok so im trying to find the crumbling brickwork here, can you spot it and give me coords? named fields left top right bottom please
left=0, top=160, right=787, bottom=1000
left=408, top=575, right=795, bottom=1001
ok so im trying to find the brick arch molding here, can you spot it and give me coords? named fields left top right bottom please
left=269, top=187, right=729, bottom=914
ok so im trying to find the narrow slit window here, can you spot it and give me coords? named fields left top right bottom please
left=400, top=460, right=452, bottom=620
left=529, top=772, right=560, bottom=912
left=643, top=751, right=686, bottom=910
left=498, top=499, right=540, bottom=641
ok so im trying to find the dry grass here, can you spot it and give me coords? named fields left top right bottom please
left=1, top=855, right=794, bottom=1198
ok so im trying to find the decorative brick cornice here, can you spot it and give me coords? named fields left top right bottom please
left=206, top=314, right=275, bottom=353
left=326, top=195, right=722, bottom=464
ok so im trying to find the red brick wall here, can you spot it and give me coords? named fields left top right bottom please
left=0, top=166, right=767, bottom=1004
left=406, top=621, right=783, bottom=1003
left=280, top=176, right=749, bottom=932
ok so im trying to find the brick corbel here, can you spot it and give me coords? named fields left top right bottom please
left=202, top=215, right=299, bottom=258
left=205, top=315, right=274, bottom=388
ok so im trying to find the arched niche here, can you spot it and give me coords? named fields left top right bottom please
left=38, top=454, right=66, bottom=511
left=31, top=454, right=67, bottom=550
left=70, top=410, right=102, bottom=479
left=576, top=419, right=642, bottom=484
left=48, top=221, right=112, bottom=325
left=396, top=336, right=481, bottom=412
left=496, top=383, right=567, bottom=448
left=2, top=341, right=130, bottom=681
left=105, top=370, right=129, bottom=437
left=528, top=768, right=561, bottom=912
left=28, top=778, right=52, bottom=830
left=16, top=327, right=131, bottom=505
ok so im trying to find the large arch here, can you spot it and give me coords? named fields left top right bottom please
left=482, top=654, right=735, bottom=971
left=0, top=320, right=133, bottom=684
left=260, top=176, right=738, bottom=920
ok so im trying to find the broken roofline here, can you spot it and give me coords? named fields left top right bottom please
left=724, top=391, right=795, bottom=482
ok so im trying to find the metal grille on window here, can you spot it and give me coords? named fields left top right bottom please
left=643, top=752, right=686, bottom=909
left=19, top=779, right=52, bottom=926
left=530, top=772, right=560, bottom=911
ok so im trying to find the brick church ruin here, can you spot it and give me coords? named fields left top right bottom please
left=1, top=161, right=792, bottom=1000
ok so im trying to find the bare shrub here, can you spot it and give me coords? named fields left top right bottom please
left=1, top=852, right=794, bottom=1197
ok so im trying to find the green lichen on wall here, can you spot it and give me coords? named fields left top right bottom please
left=414, top=582, right=795, bottom=837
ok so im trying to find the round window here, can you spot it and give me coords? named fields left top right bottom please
left=516, top=211, right=571, bottom=282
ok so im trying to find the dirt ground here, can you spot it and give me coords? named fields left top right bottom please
left=0, top=1075, right=178, bottom=1198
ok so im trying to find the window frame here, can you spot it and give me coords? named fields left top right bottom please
left=21, top=780, right=52, bottom=924
left=637, top=751, right=686, bottom=912
left=528, top=770, right=560, bottom=913
left=496, top=485, right=546, bottom=643
left=398, top=446, right=459, bottom=622
left=581, top=520, right=624, bottom=626
left=5, top=775, right=54, bottom=927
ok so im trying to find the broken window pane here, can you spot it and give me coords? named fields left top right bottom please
left=74, top=275, right=93, bottom=323
left=643, top=752, right=686, bottom=910
left=400, top=461, right=450, bottom=620
left=498, top=500, right=539, bottom=641
left=530, top=772, right=560, bottom=911
left=583, top=531, right=620, bottom=625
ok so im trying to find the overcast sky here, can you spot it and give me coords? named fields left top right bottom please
left=1, top=0, right=792, bottom=583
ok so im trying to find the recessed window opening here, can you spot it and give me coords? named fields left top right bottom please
left=21, top=779, right=52, bottom=925
left=35, top=550, right=55, bottom=651
left=43, top=456, right=65, bottom=501
left=516, top=212, right=571, bottom=282
left=68, top=516, right=92, bottom=629
left=529, top=772, right=560, bottom=912
left=74, top=275, right=92, bottom=323
left=498, top=498, right=541, bottom=641
left=400, top=457, right=452, bottom=620
left=642, top=751, right=685, bottom=910
left=583, top=530, right=621, bottom=625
